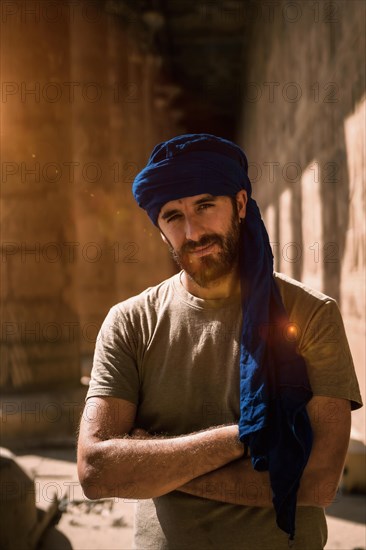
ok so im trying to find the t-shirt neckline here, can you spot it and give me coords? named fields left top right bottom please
left=172, top=271, right=241, bottom=310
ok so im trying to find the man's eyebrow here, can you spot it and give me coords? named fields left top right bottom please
left=194, top=194, right=217, bottom=205
left=160, top=195, right=217, bottom=221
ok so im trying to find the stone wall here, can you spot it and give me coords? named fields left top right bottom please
left=1, top=1, right=79, bottom=393
left=0, top=0, right=181, bottom=414
left=237, top=0, right=365, bottom=438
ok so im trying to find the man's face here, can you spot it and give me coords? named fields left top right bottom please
left=157, top=193, right=243, bottom=288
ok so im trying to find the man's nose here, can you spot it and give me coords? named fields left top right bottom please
left=184, top=216, right=204, bottom=242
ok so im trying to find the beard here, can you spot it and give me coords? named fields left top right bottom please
left=166, top=209, right=241, bottom=288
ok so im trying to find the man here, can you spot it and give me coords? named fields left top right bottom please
left=77, top=134, right=362, bottom=549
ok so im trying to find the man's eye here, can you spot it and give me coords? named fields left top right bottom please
left=167, top=214, right=181, bottom=223
left=198, top=203, right=214, bottom=211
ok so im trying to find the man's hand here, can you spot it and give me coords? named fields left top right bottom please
left=77, top=396, right=244, bottom=501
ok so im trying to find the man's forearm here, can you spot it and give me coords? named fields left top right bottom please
left=178, top=457, right=273, bottom=507
left=80, top=425, right=244, bottom=500
left=178, top=454, right=338, bottom=508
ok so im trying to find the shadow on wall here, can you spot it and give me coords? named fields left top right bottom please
left=239, top=1, right=365, bottom=308
left=260, top=94, right=365, bottom=308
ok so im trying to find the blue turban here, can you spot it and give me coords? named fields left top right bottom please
left=132, top=133, right=313, bottom=540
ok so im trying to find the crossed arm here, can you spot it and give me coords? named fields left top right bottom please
left=77, top=395, right=351, bottom=507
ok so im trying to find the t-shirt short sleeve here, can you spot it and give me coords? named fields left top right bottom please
left=299, top=298, right=363, bottom=410
left=86, top=305, right=140, bottom=404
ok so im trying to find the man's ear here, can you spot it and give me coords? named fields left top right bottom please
left=236, top=189, right=248, bottom=220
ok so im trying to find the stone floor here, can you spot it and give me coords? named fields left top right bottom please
left=14, top=447, right=366, bottom=550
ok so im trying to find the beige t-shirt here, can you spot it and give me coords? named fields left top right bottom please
left=87, top=271, right=362, bottom=550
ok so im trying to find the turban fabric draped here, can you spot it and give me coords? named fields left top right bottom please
left=132, top=134, right=313, bottom=540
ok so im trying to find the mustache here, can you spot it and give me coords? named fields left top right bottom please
left=181, top=234, right=223, bottom=254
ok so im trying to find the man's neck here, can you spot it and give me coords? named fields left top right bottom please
left=181, top=269, right=241, bottom=300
